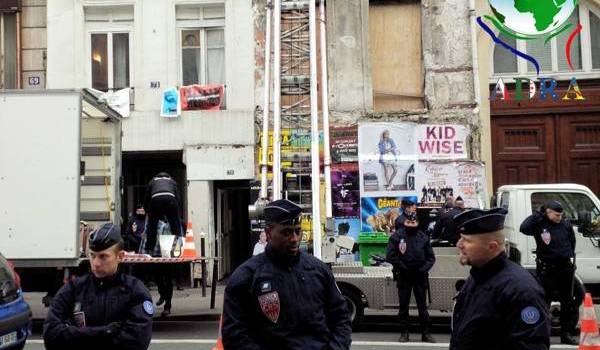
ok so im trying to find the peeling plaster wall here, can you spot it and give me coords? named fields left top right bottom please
left=252, top=0, right=483, bottom=163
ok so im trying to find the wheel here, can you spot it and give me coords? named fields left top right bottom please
left=339, top=286, right=364, bottom=330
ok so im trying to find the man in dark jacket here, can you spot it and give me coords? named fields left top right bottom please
left=144, top=172, right=182, bottom=254
left=432, top=196, right=466, bottom=244
left=222, top=199, right=352, bottom=350
left=520, top=200, right=578, bottom=345
left=386, top=211, right=435, bottom=343
left=450, top=208, right=550, bottom=350
left=43, top=223, right=153, bottom=350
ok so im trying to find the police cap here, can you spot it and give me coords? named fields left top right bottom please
left=545, top=200, right=563, bottom=213
left=453, top=207, right=508, bottom=235
left=264, top=199, right=302, bottom=225
left=88, top=222, right=123, bottom=252
left=401, top=198, right=415, bottom=207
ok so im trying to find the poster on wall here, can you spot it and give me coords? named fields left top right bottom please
left=331, top=126, right=358, bottom=163
left=358, top=123, right=418, bottom=197
left=416, top=125, right=469, bottom=160
left=360, top=196, right=418, bottom=235
left=331, top=165, right=360, bottom=218
left=334, top=218, right=361, bottom=261
left=160, top=87, right=181, bottom=118
left=415, top=161, right=486, bottom=208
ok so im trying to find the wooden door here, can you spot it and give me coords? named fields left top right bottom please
left=491, top=115, right=557, bottom=191
left=557, top=114, right=600, bottom=194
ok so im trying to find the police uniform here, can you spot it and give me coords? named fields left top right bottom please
left=520, top=200, right=577, bottom=343
left=386, top=211, right=435, bottom=342
left=222, top=200, right=352, bottom=350
left=43, top=223, right=153, bottom=350
left=450, top=208, right=550, bottom=350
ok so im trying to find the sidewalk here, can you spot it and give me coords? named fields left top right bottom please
left=24, top=284, right=225, bottom=321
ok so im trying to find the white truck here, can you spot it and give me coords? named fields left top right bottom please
left=332, top=183, right=600, bottom=328
left=0, top=90, right=122, bottom=294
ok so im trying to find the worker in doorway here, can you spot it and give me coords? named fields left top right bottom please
left=126, top=204, right=146, bottom=253
left=43, top=223, right=153, bottom=350
left=144, top=172, right=182, bottom=255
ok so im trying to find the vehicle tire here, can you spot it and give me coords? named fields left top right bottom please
left=340, top=286, right=364, bottom=330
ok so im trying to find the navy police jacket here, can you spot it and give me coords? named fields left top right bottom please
left=520, top=211, right=575, bottom=263
left=450, top=252, right=550, bottom=350
left=222, top=245, right=352, bottom=350
left=386, top=229, right=435, bottom=273
left=43, top=272, right=153, bottom=350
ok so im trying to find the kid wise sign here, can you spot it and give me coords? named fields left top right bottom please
left=416, top=125, right=468, bottom=160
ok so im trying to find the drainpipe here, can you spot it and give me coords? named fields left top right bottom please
left=469, top=0, right=481, bottom=113
left=16, top=11, right=21, bottom=89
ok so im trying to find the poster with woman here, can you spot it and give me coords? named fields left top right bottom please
left=358, top=123, right=418, bottom=197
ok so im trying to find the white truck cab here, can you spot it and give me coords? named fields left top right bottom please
left=497, top=184, right=600, bottom=301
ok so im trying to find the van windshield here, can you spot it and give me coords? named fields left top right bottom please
left=531, top=192, right=600, bottom=229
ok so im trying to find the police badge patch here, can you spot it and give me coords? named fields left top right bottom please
left=258, top=291, right=280, bottom=323
left=520, top=306, right=540, bottom=325
left=541, top=229, right=551, bottom=245
left=143, top=300, right=154, bottom=315
left=399, top=239, right=407, bottom=254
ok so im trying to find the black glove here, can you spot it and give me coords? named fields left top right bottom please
left=104, top=322, right=123, bottom=337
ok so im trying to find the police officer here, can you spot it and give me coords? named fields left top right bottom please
left=432, top=196, right=466, bottom=244
left=144, top=172, right=182, bottom=254
left=386, top=210, right=435, bottom=343
left=394, top=198, right=416, bottom=234
left=222, top=199, right=352, bottom=350
left=43, top=223, right=153, bottom=350
left=520, top=200, right=578, bottom=345
left=450, top=208, right=550, bottom=350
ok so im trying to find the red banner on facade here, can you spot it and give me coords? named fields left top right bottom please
left=179, top=84, right=224, bottom=111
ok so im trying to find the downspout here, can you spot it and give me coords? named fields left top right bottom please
left=16, top=11, right=21, bottom=89
left=469, top=0, right=481, bottom=114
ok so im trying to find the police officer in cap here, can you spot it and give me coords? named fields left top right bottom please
left=394, top=198, right=416, bottom=234
left=450, top=208, right=550, bottom=350
left=222, top=199, right=352, bottom=350
left=520, top=200, right=578, bottom=345
left=386, top=208, right=436, bottom=343
left=43, top=223, right=153, bottom=350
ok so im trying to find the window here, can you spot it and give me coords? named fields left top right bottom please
left=493, top=2, right=599, bottom=77
left=91, top=32, right=130, bottom=91
left=530, top=192, right=600, bottom=225
left=181, top=28, right=224, bottom=86
left=85, top=5, right=133, bottom=92
left=0, top=12, right=17, bottom=89
left=369, top=1, right=424, bottom=110
left=500, top=191, right=510, bottom=209
left=177, top=5, right=225, bottom=87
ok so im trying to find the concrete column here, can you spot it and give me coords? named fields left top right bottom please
left=327, top=0, right=372, bottom=112
left=187, top=180, right=215, bottom=282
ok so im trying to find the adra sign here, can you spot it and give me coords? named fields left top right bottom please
left=490, top=77, right=585, bottom=102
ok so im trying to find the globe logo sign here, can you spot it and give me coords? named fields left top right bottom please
left=488, top=0, right=578, bottom=36
left=480, top=1, right=586, bottom=101
left=479, top=0, right=582, bottom=76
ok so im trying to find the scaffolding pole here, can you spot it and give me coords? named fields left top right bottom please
left=319, top=0, right=332, bottom=219
left=272, top=0, right=282, bottom=200
left=309, top=0, right=321, bottom=259
left=260, top=1, right=273, bottom=200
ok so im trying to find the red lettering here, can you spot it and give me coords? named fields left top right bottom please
left=454, top=141, right=463, bottom=154
left=441, top=140, right=452, bottom=153
left=444, top=126, right=456, bottom=139
left=418, top=141, right=436, bottom=153
left=426, top=127, right=437, bottom=139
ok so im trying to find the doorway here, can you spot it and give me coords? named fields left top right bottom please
left=215, top=180, right=252, bottom=279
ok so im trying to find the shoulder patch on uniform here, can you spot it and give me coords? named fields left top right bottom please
left=520, top=306, right=540, bottom=325
left=143, top=300, right=154, bottom=315
left=260, top=281, right=272, bottom=293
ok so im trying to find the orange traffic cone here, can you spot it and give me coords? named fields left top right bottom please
left=580, top=293, right=600, bottom=350
left=181, top=222, right=198, bottom=259
left=212, top=315, right=224, bottom=350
